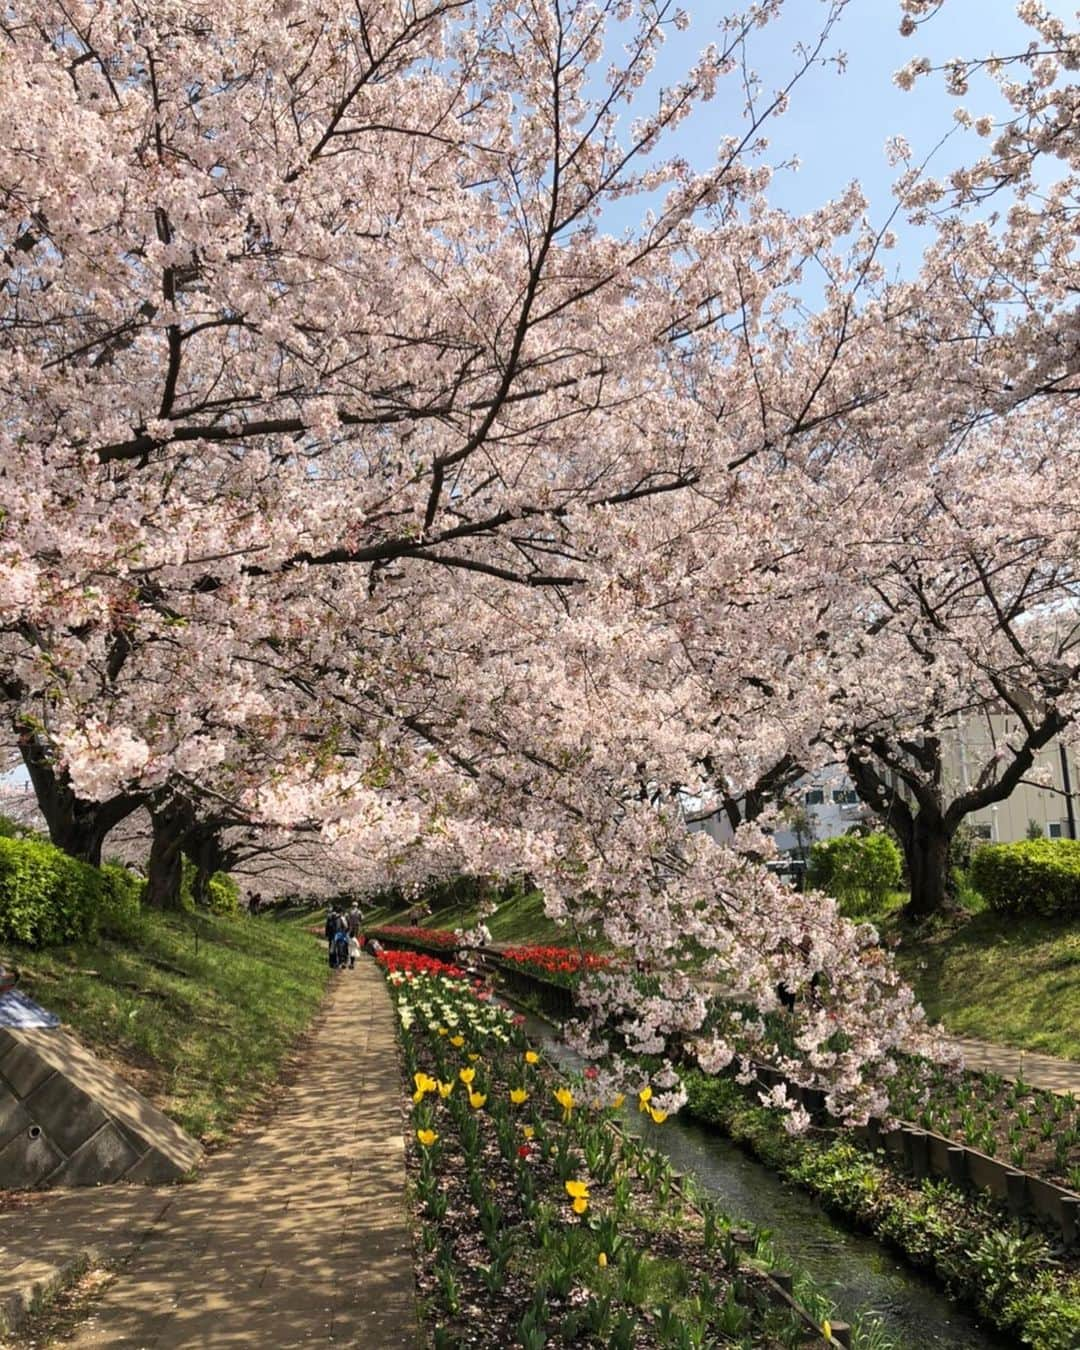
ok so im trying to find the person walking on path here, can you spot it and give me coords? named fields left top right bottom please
left=332, top=925, right=349, bottom=971
left=325, top=905, right=344, bottom=968
left=345, top=902, right=362, bottom=938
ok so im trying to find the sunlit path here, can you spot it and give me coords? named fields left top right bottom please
left=942, top=1036, right=1080, bottom=1099
left=67, top=959, right=415, bottom=1348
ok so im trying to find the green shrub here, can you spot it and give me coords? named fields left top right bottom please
left=98, top=863, right=145, bottom=938
left=1003, top=1272, right=1080, bottom=1350
left=970, top=839, right=1080, bottom=918
left=206, top=871, right=240, bottom=915
left=807, top=832, right=902, bottom=913
left=0, top=836, right=103, bottom=946
left=178, top=857, right=240, bottom=915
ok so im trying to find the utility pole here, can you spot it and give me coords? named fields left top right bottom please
left=1060, top=744, right=1078, bottom=840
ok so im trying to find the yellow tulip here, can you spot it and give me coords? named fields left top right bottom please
left=638, top=1086, right=652, bottom=1112
left=524, top=1051, right=540, bottom=1065
left=437, top=1080, right=453, bottom=1098
left=459, top=1067, right=476, bottom=1085
left=522, top=1125, right=535, bottom=1140
left=597, top=1252, right=608, bottom=1268
left=467, top=1053, right=481, bottom=1063
left=649, top=1107, right=668, bottom=1125
left=554, top=1087, right=574, bottom=1120
left=437, top=1026, right=448, bottom=1036
left=413, top=1072, right=436, bottom=1095
left=450, top=1035, right=465, bottom=1048
left=468, top=1091, right=487, bottom=1109
left=510, top=1088, right=528, bottom=1105
left=823, top=1321, right=833, bottom=1344
left=416, top=1129, right=438, bottom=1147
left=565, top=1179, right=590, bottom=1200
left=612, top=1093, right=625, bottom=1110
left=571, top=1197, right=589, bottom=1215
left=411, top=1089, right=424, bottom=1104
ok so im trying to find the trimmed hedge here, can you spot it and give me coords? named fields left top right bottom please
left=970, top=839, right=1080, bottom=917
left=0, top=836, right=105, bottom=946
left=0, top=835, right=246, bottom=947
left=99, top=862, right=145, bottom=937
left=807, top=832, right=902, bottom=913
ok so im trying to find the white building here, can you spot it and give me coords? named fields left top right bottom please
left=685, top=720, right=1080, bottom=856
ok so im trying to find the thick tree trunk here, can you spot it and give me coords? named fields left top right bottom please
left=187, top=831, right=218, bottom=907
left=191, top=862, right=212, bottom=909
left=904, top=814, right=954, bottom=919
left=20, top=737, right=141, bottom=865
left=145, top=805, right=194, bottom=910
left=185, top=827, right=226, bottom=909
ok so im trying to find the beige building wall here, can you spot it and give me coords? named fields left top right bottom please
left=940, top=713, right=1079, bottom=843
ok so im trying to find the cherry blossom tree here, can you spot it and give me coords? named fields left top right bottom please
left=0, top=0, right=848, bottom=873
left=6, top=0, right=1078, bottom=1124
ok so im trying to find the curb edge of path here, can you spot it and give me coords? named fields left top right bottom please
left=1, top=1246, right=96, bottom=1339
left=0, top=1192, right=174, bottom=1342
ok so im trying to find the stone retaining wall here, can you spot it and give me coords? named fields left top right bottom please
left=0, top=1025, right=202, bottom=1189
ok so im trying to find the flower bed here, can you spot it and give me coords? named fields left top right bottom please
left=375, top=948, right=468, bottom=979
left=684, top=1072, right=1080, bottom=1349
left=889, top=1057, right=1080, bottom=1187
left=383, top=957, right=848, bottom=1348
left=499, top=943, right=611, bottom=988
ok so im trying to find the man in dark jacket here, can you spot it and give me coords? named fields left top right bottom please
left=325, top=906, right=343, bottom=967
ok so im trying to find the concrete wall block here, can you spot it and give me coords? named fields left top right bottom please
left=49, top=1121, right=141, bottom=1188
left=0, top=1126, right=65, bottom=1189
left=24, top=1074, right=109, bottom=1157
left=0, top=1090, right=34, bottom=1152
left=0, top=1039, right=55, bottom=1100
left=962, top=1147, right=1007, bottom=1200
left=6, top=1027, right=202, bottom=1178
left=121, top=1146, right=188, bottom=1185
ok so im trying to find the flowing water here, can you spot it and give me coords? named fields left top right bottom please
left=521, top=1011, right=1002, bottom=1350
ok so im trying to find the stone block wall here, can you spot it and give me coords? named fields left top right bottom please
left=0, top=1025, right=202, bottom=1188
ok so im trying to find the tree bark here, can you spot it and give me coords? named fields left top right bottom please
left=19, top=736, right=142, bottom=865
left=145, top=803, right=195, bottom=910
left=845, top=747, right=955, bottom=919
left=184, top=826, right=229, bottom=909
left=904, top=812, right=954, bottom=918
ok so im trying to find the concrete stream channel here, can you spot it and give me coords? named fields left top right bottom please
left=516, top=1007, right=1003, bottom=1350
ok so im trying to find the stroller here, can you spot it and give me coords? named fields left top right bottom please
left=331, top=928, right=350, bottom=970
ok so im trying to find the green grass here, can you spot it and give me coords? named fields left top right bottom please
left=1, top=909, right=329, bottom=1145
left=406, top=888, right=605, bottom=949
left=888, top=909, right=1080, bottom=1062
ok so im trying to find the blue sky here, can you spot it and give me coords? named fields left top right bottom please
left=606, top=0, right=1075, bottom=271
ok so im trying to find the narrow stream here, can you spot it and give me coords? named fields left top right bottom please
left=521, top=1011, right=1002, bottom=1350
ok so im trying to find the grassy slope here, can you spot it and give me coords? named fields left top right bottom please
left=889, top=909, right=1080, bottom=1062
left=1, top=910, right=328, bottom=1145
left=402, top=889, right=607, bottom=948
